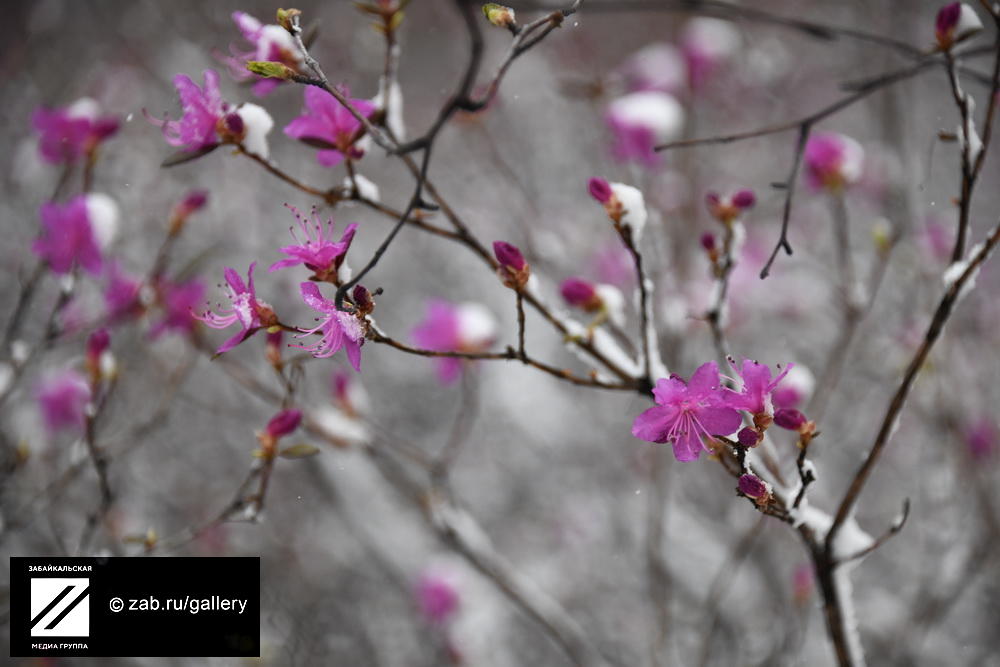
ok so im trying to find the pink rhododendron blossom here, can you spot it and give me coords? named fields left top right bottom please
left=284, top=86, right=377, bottom=167
left=35, top=370, right=91, bottom=435
left=32, top=196, right=104, bottom=275
left=269, top=206, right=358, bottom=279
left=32, top=97, right=119, bottom=164
left=415, top=570, right=460, bottom=626
left=149, top=278, right=205, bottom=338
left=681, top=18, right=741, bottom=90
left=104, top=262, right=144, bottom=323
left=631, top=362, right=742, bottom=462
left=592, top=243, right=635, bottom=289
left=771, top=364, right=815, bottom=410
left=223, top=11, right=304, bottom=96
left=296, top=283, right=365, bottom=371
left=804, top=132, right=865, bottom=191
left=147, top=70, right=229, bottom=150
left=605, top=91, right=684, bottom=166
left=724, top=358, right=791, bottom=417
left=196, top=263, right=276, bottom=353
left=412, top=300, right=496, bottom=384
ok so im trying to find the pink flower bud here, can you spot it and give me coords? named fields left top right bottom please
left=265, top=408, right=302, bottom=439
left=700, top=232, right=717, bottom=251
left=935, top=3, right=981, bottom=49
left=737, top=427, right=759, bottom=448
left=560, top=277, right=601, bottom=310
left=352, top=285, right=374, bottom=314
left=86, top=328, right=110, bottom=368
left=493, top=241, right=527, bottom=272
left=732, top=188, right=756, bottom=209
left=738, top=473, right=769, bottom=500
left=774, top=407, right=808, bottom=431
left=176, top=190, right=209, bottom=218
left=588, top=177, right=613, bottom=204
left=704, top=191, right=721, bottom=209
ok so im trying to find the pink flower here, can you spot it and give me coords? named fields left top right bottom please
left=605, top=91, right=684, bottom=166
left=283, top=86, right=377, bottom=167
left=412, top=300, right=496, bottom=384
left=804, top=132, right=865, bottom=191
left=793, top=564, right=815, bottom=604
left=618, top=43, right=686, bottom=95
left=104, top=262, right=144, bottom=323
left=415, top=571, right=460, bottom=626
left=966, top=418, right=998, bottom=461
left=149, top=278, right=205, bottom=338
left=493, top=241, right=530, bottom=289
left=196, top=263, right=276, bottom=353
left=631, top=362, right=742, bottom=462
left=269, top=206, right=358, bottom=279
left=705, top=188, right=756, bottom=223
left=35, top=370, right=91, bottom=435
left=32, top=197, right=103, bottom=275
left=724, top=358, right=792, bottom=417
left=222, top=11, right=304, bottom=97
left=296, top=283, right=365, bottom=371
left=32, top=98, right=119, bottom=164
left=146, top=70, right=231, bottom=151
left=681, top=18, right=741, bottom=90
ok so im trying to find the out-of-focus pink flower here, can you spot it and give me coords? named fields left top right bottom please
left=269, top=206, right=358, bottom=279
left=86, top=329, right=110, bottom=369
left=631, top=362, right=743, bottom=462
left=196, top=263, right=276, bottom=353
left=296, top=283, right=365, bottom=371
left=793, top=563, right=814, bottom=604
left=170, top=190, right=209, bottom=232
left=592, top=243, right=635, bottom=289
left=705, top=188, right=756, bottom=224
left=332, top=370, right=369, bottom=416
left=412, top=300, right=496, bottom=384
left=935, top=3, right=983, bottom=50
left=771, top=365, right=815, bottom=410
left=738, top=473, right=770, bottom=503
left=32, top=97, right=119, bottom=164
left=917, top=218, right=955, bottom=264
left=700, top=232, right=717, bottom=252
left=222, top=11, right=304, bottom=96
left=33, top=196, right=103, bottom=275
left=804, top=132, right=865, bottom=191
left=104, top=262, right=144, bottom=323
left=605, top=91, right=684, bottom=166
left=284, top=86, right=377, bottom=167
left=681, top=18, right=741, bottom=90
left=415, top=570, right=460, bottom=626
left=966, top=418, right=998, bottom=461
left=724, top=358, right=791, bottom=418
left=560, top=277, right=601, bottom=310
left=35, top=370, right=91, bottom=435
left=149, top=278, right=205, bottom=338
left=618, top=43, right=686, bottom=95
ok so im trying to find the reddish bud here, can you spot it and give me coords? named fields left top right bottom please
left=265, top=408, right=302, bottom=439
left=738, top=473, right=770, bottom=503
left=493, top=241, right=530, bottom=289
left=737, top=427, right=759, bottom=448
left=700, top=232, right=716, bottom=251
left=352, top=285, right=375, bottom=314
left=86, top=328, right=110, bottom=367
left=774, top=407, right=808, bottom=431
left=560, top=277, right=601, bottom=311
left=588, top=177, right=613, bottom=204
left=732, top=188, right=756, bottom=209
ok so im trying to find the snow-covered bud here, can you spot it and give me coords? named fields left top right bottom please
left=482, top=3, right=516, bottom=30
left=935, top=3, right=983, bottom=50
left=738, top=473, right=771, bottom=506
left=493, top=241, right=530, bottom=289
